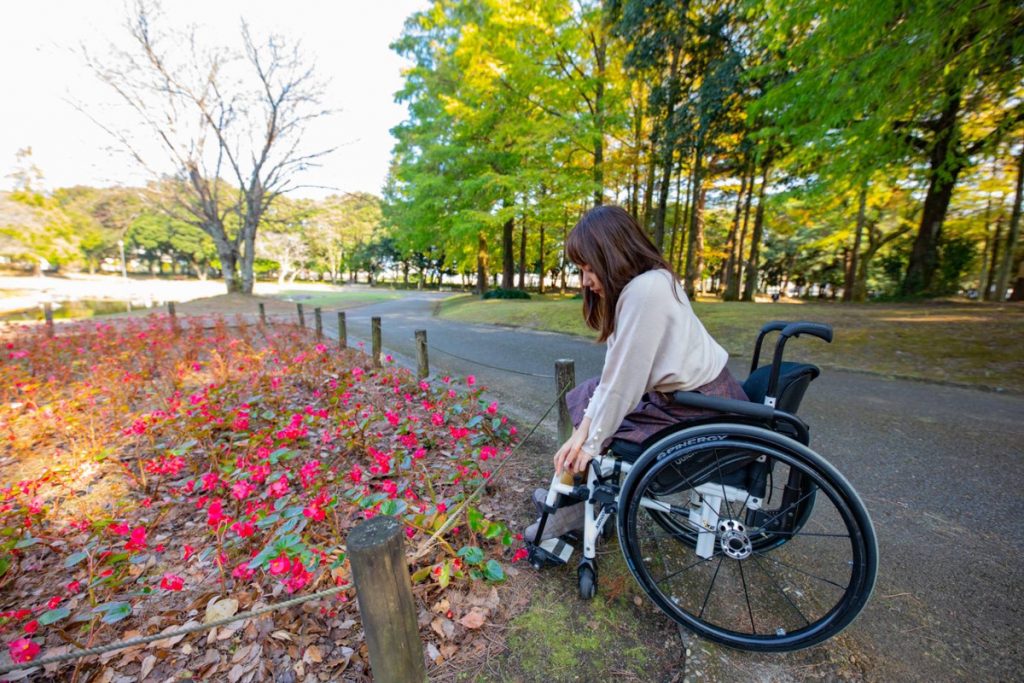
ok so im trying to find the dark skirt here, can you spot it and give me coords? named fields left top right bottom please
left=566, top=367, right=749, bottom=448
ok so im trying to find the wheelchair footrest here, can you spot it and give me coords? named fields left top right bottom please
left=526, top=538, right=574, bottom=569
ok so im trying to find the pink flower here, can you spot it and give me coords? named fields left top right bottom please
left=486, top=401, right=498, bottom=415
left=466, top=375, right=476, bottom=386
left=302, top=505, right=325, bottom=522
left=231, top=480, right=255, bottom=501
left=125, top=527, right=147, bottom=552
left=183, top=545, right=196, bottom=562
left=405, top=526, right=416, bottom=539
left=232, top=563, right=255, bottom=581
left=160, top=573, right=184, bottom=591
left=109, top=523, right=129, bottom=536
left=269, top=554, right=291, bottom=576
left=268, top=475, right=290, bottom=499
left=413, top=448, right=427, bottom=460
left=315, top=343, right=327, bottom=353
left=418, top=381, right=430, bottom=392
left=231, top=520, right=256, bottom=538
left=347, top=465, right=363, bottom=484
left=431, top=412, right=445, bottom=427
left=23, top=620, right=38, bottom=635
left=8, top=638, right=40, bottom=664
left=207, top=499, right=228, bottom=527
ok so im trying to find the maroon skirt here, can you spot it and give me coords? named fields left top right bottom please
left=566, top=367, right=749, bottom=448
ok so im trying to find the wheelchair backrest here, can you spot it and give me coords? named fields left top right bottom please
left=742, top=362, right=820, bottom=415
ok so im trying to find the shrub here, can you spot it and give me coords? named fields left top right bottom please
left=482, top=288, right=531, bottom=300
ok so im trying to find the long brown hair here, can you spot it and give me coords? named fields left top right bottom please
left=566, top=205, right=678, bottom=342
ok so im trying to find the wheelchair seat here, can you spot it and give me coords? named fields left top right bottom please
left=608, top=362, right=820, bottom=463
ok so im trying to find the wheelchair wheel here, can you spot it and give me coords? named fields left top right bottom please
left=617, top=423, right=877, bottom=652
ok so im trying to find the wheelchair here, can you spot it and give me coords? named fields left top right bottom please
left=527, top=321, right=878, bottom=652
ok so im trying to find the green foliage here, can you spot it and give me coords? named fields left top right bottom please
left=482, top=287, right=531, bottom=300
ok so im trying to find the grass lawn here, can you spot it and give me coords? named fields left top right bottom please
left=274, top=287, right=400, bottom=309
left=438, top=293, right=1024, bottom=393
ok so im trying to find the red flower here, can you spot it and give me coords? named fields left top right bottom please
left=160, top=573, right=185, bottom=591
left=231, top=480, right=255, bottom=500
left=65, top=580, right=82, bottom=594
left=302, top=505, right=325, bottom=522
left=109, top=522, right=129, bottom=536
left=486, top=401, right=498, bottom=415
left=47, top=596, right=61, bottom=610
left=183, top=545, right=196, bottom=562
left=269, top=554, right=291, bottom=576
left=231, top=520, right=256, bottom=538
left=232, top=563, right=255, bottom=581
left=206, top=499, right=228, bottom=527
left=268, top=475, right=290, bottom=499
left=8, top=638, right=39, bottom=664
left=512, top=548, right=529, bottom=563
left=23, top=620, right=38, bottom=634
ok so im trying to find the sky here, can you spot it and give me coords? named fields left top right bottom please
left=0, top=0, right=428, bottom=199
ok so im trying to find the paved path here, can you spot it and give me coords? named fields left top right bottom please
left=322, top=291, right=1023, bottom=681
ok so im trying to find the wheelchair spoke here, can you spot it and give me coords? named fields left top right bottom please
left=757, top=529, right=850, bottom=539
left=749, top=552, right=812, bottom=628
left=698, top=555, right=725, bottom=620
left=751, top=487, right=818, bottom=534
left=654, top=550, right=721, bottom=586
left=751, top=550, right=848, bottom=590
left=737, top=554, right=757, bottom=635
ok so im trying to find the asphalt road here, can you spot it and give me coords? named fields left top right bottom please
left=317, top=290, right=1023, bottom=682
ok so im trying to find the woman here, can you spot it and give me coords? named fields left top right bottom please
left=526, top=205, right=748, bottom=542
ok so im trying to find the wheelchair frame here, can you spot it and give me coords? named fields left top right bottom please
left=526, top=321, right=878, bottom=652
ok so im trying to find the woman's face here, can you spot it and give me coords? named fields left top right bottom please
left=580, top=264, right=604, bottom=297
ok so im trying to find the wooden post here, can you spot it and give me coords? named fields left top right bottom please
left=371, top=316, right=382, bottom=368
left=296, top=303, right=306, bottom=328
left=415, top=329, right=429, bottom=380
left=43, top=303, right=54, bottom=338
left=555, top=359, right=576, bottom=444
left=167, top=302, right=178, bottom=333
left=348, top=516, right=427, bottom=683
left=314, top=307, right=323, bottom=340
left=337, top=311, right=347, bottom=348
left=258, top=303, right=266, bottom=326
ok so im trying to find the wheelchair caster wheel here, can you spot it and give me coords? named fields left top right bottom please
left=578, top=562, right=597, bottom=600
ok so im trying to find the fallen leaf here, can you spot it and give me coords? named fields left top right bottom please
left=231, top=644, right=253, bottom=664
left=303, top=645, right=323, bottom=664
left=151, top=620, right=200, bottom=649
left=459, top=609, right=487, bottom=629
left=425, top=642, right=441, bottom=663
left=227, top=663, right=248, bottom=683
left=138, top=654, right=156, bottom=681
left=205, top=597, right=239, bottom=624
left=270, top=630, right=294, bottom=642
left=440, top=643, right=458, bottom=659
left=431, top=616, right=456, bottom=640
left=431, top=598, right=450, bottom=614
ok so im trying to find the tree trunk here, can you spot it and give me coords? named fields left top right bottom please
left=641, top=137, right=657, bottom=230
left=501, top=210, right=514, bottom=289
left=720, top=161, right=748, bottom=295
left=845, top=185, right=868, bottom=302
left=477, top=232, right=489, bottom=297
left=241, top=230, right=256, bottom=294
left=742, top=162, right=771, bottom=302
left=984, top=214, right=1004, bottom=301
left=518, top=212, right=527, bottom=289
left=668, top=168, right=683, bottom=268
left=683, top=148, right=706, bottom=298
left=592, top=23, right=607, bottom=207
left=994, top=141, right=1024, bottom=301
left=539, top=221, right=546, bottom=294
left=902, top=87, right=964, bottom=296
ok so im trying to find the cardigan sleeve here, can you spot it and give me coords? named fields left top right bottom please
left=581, top=274, right=669, bottom=455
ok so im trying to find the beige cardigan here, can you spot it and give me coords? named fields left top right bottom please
left=581, top=269, right=728, bottom=455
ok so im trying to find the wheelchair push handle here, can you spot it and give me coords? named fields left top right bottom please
left=750, top=320, right=833, bottom=374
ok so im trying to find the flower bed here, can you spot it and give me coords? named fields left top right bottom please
left=0, top=314, right=522, bottom=679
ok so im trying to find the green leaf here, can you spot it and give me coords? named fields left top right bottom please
left=411, top=566, right=431, bottom=583
left=466, top=415, right=483, bottom=429
left=0, top=556, right=9, bottom=577
left=93, top=601, right=132, bottom=624
left=466, top=507, right=486, bottom=533
left=491, top=418, right=502, bottom=431
left=257, top=513, right=282, bottom=528
left=14, top=537, right=38, bottom=549
left=39, top=607, right=70, bottom=625
left=457, top=546, right=485, bottom=565
left=269, top=447, right=290, bottom=464
left=483, top=559, right=505, bottom=582
left=329, top=553, right=347, bottom=570
left=282, top=505, right=305, bottom=519
left=64, top=551, right=89, bottom=568
left=247, top=544, right=277, bottom=570
left=438, top=561, right=451, bottom=589
left=484, top=523, right=504, bottom=540
left=379, top=499, right=407, bottom=516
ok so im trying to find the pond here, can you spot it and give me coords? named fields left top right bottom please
left=0, top=299, right=156, bottom=323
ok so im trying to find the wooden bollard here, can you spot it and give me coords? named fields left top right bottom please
left=371, top=316, right=382, bottom=368
left=415, top=329, right=429, bottom=380
left=348, top=516, right=426, bottom=683
left=296, top=302, right=306, bottom=328
left=555, top=359, right=576, bottom=443
left=258, top=302, right=266, bottom=326
left=314, top=307, right=323, bottom=340
left=43, top=303, right=54, bottom=338
left=337, top=311, right=347, bottom=349
left=167, top=301, right=180, bottom=334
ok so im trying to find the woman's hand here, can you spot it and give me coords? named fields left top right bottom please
left=553, top=417, right=594, bottom=476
